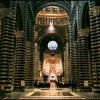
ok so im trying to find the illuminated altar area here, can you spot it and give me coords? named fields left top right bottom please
left=43, top=55, right=63, bottom=81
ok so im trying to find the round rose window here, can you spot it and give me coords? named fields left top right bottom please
left=48, top=41, right=58, bottom=51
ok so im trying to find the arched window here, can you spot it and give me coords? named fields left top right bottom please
left=48, top=41, right=58, bottom=51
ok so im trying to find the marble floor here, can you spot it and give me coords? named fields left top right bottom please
left=3, top=82, right=100, bottom=100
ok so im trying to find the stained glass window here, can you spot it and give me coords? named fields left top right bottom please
left=48, top=41, right=58, bottom=51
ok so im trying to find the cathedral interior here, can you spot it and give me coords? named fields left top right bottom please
left=0, top=0, right=100, bottom=100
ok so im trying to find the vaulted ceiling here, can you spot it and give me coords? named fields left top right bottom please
left=0, top=0, right=71, bottom=61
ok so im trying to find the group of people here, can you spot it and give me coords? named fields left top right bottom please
left=55, top=80, right=77, bottom=91
left=34, top=80, right=77, bottom=91
left=34, top=81, right=50, bottom=89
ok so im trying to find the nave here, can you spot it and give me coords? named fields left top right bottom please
left=0, top=1, right=100, bottom=100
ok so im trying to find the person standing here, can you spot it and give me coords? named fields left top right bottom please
left=37, top=81, right=40, bottom=89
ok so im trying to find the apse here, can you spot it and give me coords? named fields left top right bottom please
left=43, top=55, right=63, bottom=76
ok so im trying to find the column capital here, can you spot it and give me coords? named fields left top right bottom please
left=16, top=31, right=24, bottom=38
left=79, top=28, right=89, bottom=37
left=35, top=42, right=38, bottom=46
left=93, top=6, right=100, bottom=16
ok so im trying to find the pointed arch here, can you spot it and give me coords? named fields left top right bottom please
left=29, top=1, right=71, bottom=23
left=16, top=3, right=23, bottom=31
left=80, top=2, right=90, bottom=28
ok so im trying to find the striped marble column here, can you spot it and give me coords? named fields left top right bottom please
left=14, top=31, right=25, bottom=91
left=24, top=41, right=34, bottom=87
left=73, top=42, right=79, bottom=85
left=78, top=28, right=90, bottom=89
left=89, top=2, right=100, bottom=92
left=64, top=43, right=70, bottom=83
left=33, top=42, right=39, bottom=81
left=0, top=17, right=15, bottom=95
